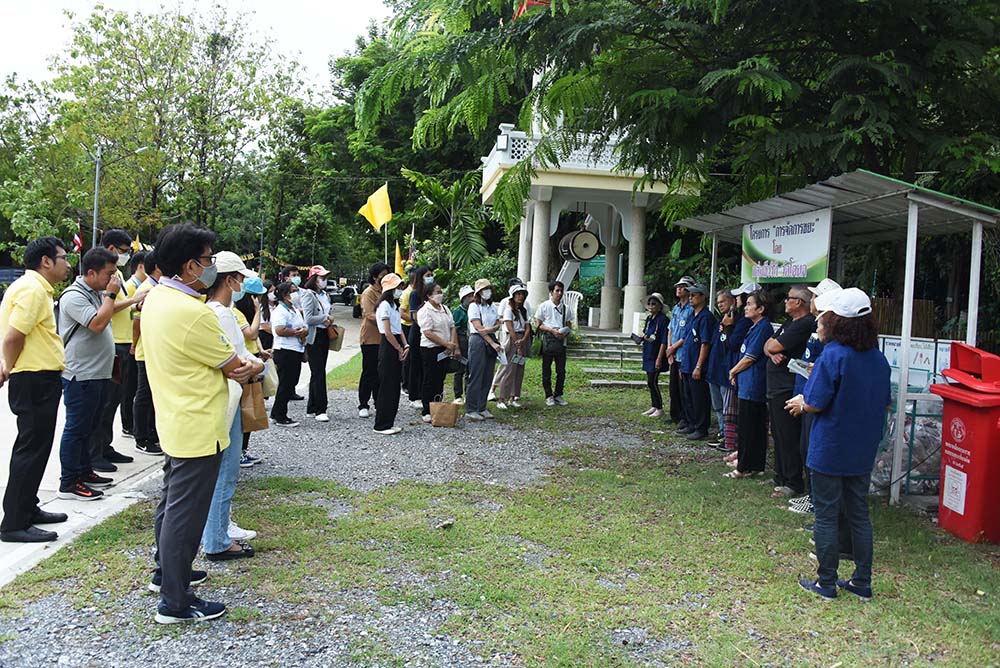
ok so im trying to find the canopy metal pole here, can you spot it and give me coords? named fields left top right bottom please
left=891, top=200, right=920, bottom=505
left=708, top=233, right=718, bottom=302
left=967, top=221, right=983, bottom=346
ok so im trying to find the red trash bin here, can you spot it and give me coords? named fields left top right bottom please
left=929, top=343, right=1000, bottom=543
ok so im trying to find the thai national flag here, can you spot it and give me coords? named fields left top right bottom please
left=72, top=221, right=83, bottom=253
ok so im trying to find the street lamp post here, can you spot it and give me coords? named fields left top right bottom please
left=84, top=144, right=149, bottom=248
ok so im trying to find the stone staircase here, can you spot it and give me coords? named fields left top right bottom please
left=572, top=327, right=667, bottom=389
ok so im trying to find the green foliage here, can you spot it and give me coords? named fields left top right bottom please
left=444, top=249, right=516, bottom=301
left=575, top=275, right=603, bottom=311
left=401, top=168, right=491, bottom=268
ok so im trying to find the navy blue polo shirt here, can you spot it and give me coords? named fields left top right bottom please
left=641, top=312, right=668, bottom=373
left=726, top=316, right=751, bottom=369
left=680, top=307, right=717, bottom=374
left=736, top=317, right=771, bottom=402
left=804, top=341, right=891, bottom=476
left=706, top=323, right=730, bottom=387
left=793, top=334, right=825, bottom=395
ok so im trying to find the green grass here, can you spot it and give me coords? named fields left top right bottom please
left=7, top=358, right=999, bottom=667
left=326, top=351, right=363, bottom=390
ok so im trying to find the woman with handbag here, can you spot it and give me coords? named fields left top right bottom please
left=497, top=284, right=530, bottom=409
left=201, top=252, right=265, bottom=562
left=301, top=265, right=334, bottom=422
left=373, top=273, right=409, bottom=435
left=270, top=281, right=308, bottom=427
left=417, top=281, right=460, bottom=423
left=405, top=265, right=434, bottom=406
left=233, top=278, right=270, bottom=470
left=465, top=279, right=501, bottom=422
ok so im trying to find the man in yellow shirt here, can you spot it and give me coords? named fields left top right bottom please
left=90, top=229, right=146, bottom=472
left=0, top=237, right=72, bottom=543
left=130, top=252, right=162, bottom=455
left=141, top=223, right=255, bottom=624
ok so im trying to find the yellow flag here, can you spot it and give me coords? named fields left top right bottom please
left=131, top=233, right=142, bottom=252
left=394, top=242, right=405, bottom=277
left=358, top=183, right=392, bottom=231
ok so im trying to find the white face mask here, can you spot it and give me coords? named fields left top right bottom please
left=267, top=292, right=277, bottom=303
left=394, top=288, right=404, bottom=299
left=317, top=278, right=327, bottom=290
left=481, top=289, right=492, bottom=301
left=429, top=293, right=443, bottom=305
left=424, top=276, right=435, bottom=285
left=116, top=253, right=130, bottom=267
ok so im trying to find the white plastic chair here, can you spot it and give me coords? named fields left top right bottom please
left=563, top=290, right=583, bottom=327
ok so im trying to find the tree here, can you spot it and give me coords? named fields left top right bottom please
left=401, top=168, right=490, bottom=268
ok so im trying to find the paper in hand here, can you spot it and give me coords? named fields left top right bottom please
left=437, top=350, right=451, bottom=362
left=787, top=358, right=811, bottom=380
left=497, top=350, right=509, bottom=366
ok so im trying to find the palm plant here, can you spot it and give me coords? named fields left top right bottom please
left=401, top=167, right=490, bottom=269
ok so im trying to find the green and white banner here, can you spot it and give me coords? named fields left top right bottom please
left=741, top=208, right=832, bottom=283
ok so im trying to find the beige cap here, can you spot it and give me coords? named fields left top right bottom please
left=474, top=278, right=492, bottom=294
left=380, top=273, right=403, bottom=291
left=212, top=251, right=257, bottom=278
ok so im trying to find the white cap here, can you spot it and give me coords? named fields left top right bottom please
left=818, top=287, right=872, bottom=318
left=813, top=286, right=844, bottom=313
left=458, top=285, right=475, bottom=300
left=212, top=251, right=258, bottom=278
left=809, top=278, right=842, bottom=296
left=509, top=284, right=528, bottom=298
left=730, top=281, right=761, bottom=296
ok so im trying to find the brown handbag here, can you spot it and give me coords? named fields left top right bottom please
left=240, top=381, right=270, bottom=432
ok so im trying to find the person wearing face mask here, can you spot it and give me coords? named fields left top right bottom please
left=200, top=252, right=264, bottom=563
left=89, top=229, right=146, bottom=473
left=405, top=265, right=434, bottom=407
left=130, top=252, right=163, bottom=456
left=259, top=280, right=275, bottom=350
left=373, top=273, right=408, bottom=435
left=496, top=284, right=531, bottom=409
left=139, top=223, right=257, bottom=624
left=358, top=263, right=390, bottom=418
left=301, top=265, right=334, bottom=422
left=232, top=277, right=269, bottom=472
left=416, top=281, right=459, bottom=422
left=269, top=281, right=309, bottom=427
left=0, top=237, right=74, bottom=543
left=450, top=286, right=475, bottom=404
left=465, top=279, right=501, bottom=421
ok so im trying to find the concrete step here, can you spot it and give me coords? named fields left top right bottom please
left=582, top=367, right=647, bottom=375
left=590, top=379, right=667, bottom=388
left=570, top=345, right=641, bottom=355
left=569, top=355, right=644, bottom=364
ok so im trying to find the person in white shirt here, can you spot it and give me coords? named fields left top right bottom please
left=534, top=279, right=574, bottom=406
left=465, top=279, right=501, bottom=421
left=300, top=265, right=334, bottom=422
left=374, top=273, right=409, bottom=435
left=269, top=281, right=308, bottom=426
left=489, top=277, right=530, bottom=402
left=416, top=281, right=459, bottom=422
left=202, top=251, right=264, bottom=562
left=497, top=284, right=530, bottom=408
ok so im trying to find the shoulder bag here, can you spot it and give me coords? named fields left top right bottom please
left=541, top=303, right=567, bottom=356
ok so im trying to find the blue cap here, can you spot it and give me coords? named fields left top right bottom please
left=242, top=276, right=266, bottom=295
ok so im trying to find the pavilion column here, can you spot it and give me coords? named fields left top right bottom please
left=516, top=201, right=534, bottom=282
left=527, top=198, right=552, bottom=312
left=599, top=242, right=622, bottom=330
left=621, top=205, right=647, bottom=334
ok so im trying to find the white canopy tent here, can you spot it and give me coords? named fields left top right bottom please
left=673, top=170, right=1000, bottom=504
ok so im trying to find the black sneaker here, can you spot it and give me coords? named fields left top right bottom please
left=121, top=429, right=135, bottom=440
left=105, top=448, right=134, bottom=464
left=57, top=481, right=104, bottom=502
left=155, top=597, right=227, bottom=624
left=798, top=578, right=837, bottom=601
left=148, top=569, right=208, bottom=593
left=91, top=459, right=118, bottom=473
left=686, top=431, right=708, bottom=441
left=80, top=471, right=113, bottom=488
left=136, top=441, right=163, bottom=456
left=836, top=579, right=873, bottom=601
left=291, top=394, right=305, bottom=401
left=706, top=433, right=724, bottom=446
left=273, top=417, right=299, bottom=427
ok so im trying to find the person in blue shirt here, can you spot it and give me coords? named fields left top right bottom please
left=706, top=289, right=736, bottom=449
left=637, top=293, right=669, bottom=417
left=678, top=284, right=717, bottom=440
left=786, top=287, right=890, bottom=602
left=721, top=286, right=755, bottom=460
left=726, top=291, right=772, bottom=477
left=666, top=276, right=695, bottom=427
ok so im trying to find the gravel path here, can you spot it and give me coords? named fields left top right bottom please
left=0, top=389, right=574, bottom=668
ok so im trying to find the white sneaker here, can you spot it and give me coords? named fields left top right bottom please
left=409, top=400, right=422, bottom=408
left=496, top=402, right=508, bottom=410
left=481, top=410, right=495, bottom=419
left=422, top=414, right=432, bottom=423
left=487, top=391, right=496, bottom=402
left=228, top=521, right=257, bottom=541
left=358, top=408, right=370, bottom=418
left=315, top=413, right=329, bottom=422
left=510, top=400, right=522, bottom=408
left=373, top=427, right=402, bottom=435
left=554, top=396, right=568, bottom=406
left=466, top=412, right=485, bottom=421
left=545, top=397, right=556, bottom=407
left=452, top=397, right=465, bottom=405
left=306, top=412, right=315, bottom=417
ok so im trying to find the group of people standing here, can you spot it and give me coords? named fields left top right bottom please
left=355, top=265, right=575, bottom=435
left=641, top=275, right=891, bottom=601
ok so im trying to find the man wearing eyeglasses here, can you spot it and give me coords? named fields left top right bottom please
left=763, top=285, right=816, bottom=498
left=0, top=237, right=73, bottom=542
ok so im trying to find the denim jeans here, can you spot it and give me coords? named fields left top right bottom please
left=59, top=378, right=110, bottom=487
left=811, top=471, right=874, bottom=589
left=466, top=334, right=496, bottom=414
left=201, top=404, right=243, bottom=554
left=709, top=383, right=725, bottom=433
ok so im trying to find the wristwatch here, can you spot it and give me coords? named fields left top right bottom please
left=101, top=292, right=114, bottom=300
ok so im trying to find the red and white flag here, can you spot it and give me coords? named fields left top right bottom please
left=72, top=221, right=83, bottom=253
left=408, top=223, right=416, bottom=264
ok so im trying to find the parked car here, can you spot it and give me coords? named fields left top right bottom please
left=325, top=282, right=358, bottom=306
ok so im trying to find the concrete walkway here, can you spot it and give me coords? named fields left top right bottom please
left=0, top=303, right=360, bottom=588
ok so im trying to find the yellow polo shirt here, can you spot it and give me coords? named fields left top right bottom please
left=131, top=277, right=157, bottom=362
left=399, top=286, right=413, bottom=327
left=140, top=283, right=236, bottom=458
left=0, top=270, right=64, bottom=373
left=232, top=307, right=259, bottom=355
left=110, top=269, right=133, bottom=344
